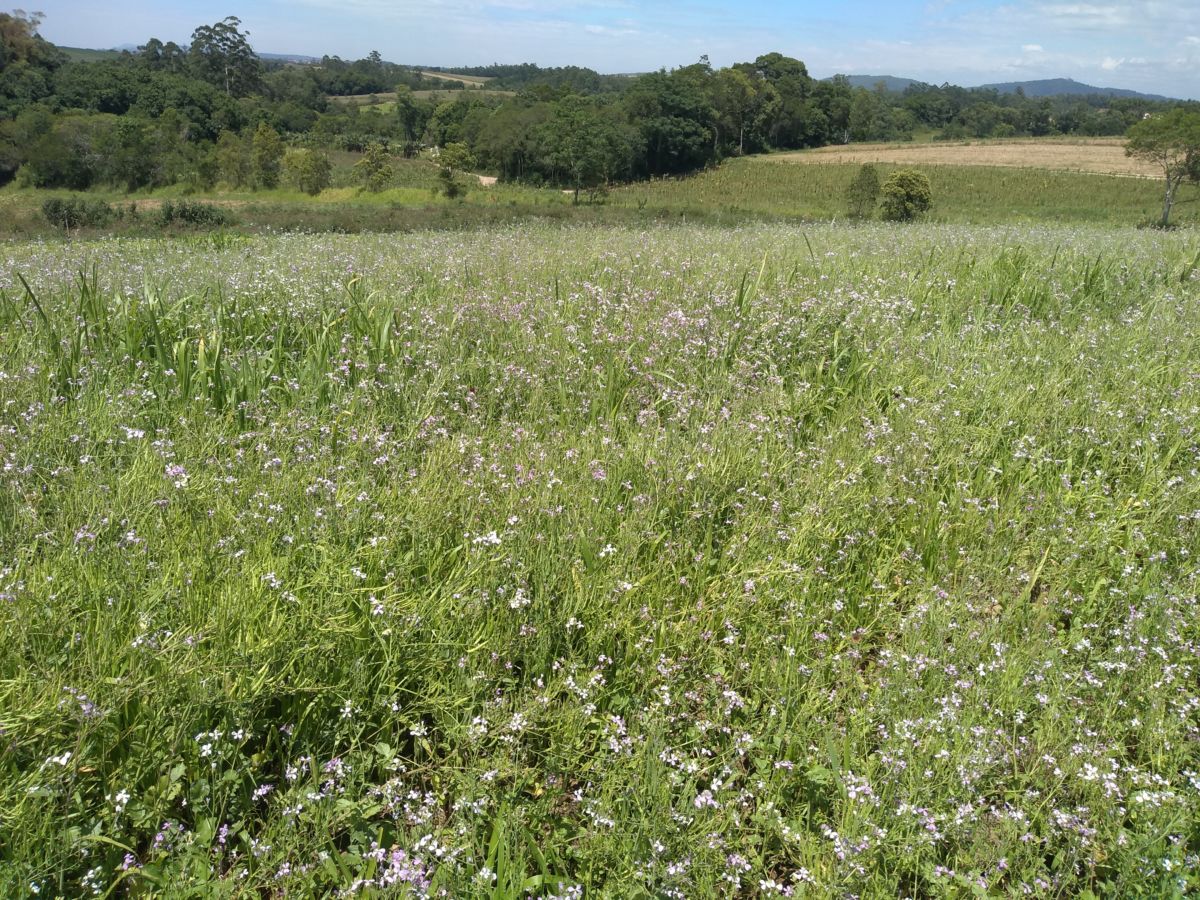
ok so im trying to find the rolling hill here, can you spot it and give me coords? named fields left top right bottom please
left=977, top=77, right=1170, bottom=101
left=824, top=73, right=1172, bottom=101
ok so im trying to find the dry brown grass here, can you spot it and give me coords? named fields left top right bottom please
left=417, top=70, right=493, bottom=85
left=764, top=138, right=1159, bottom=178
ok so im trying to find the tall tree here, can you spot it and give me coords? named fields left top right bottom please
left=623, top=70, right=714, bottom=176
left=537, top=96, right=634, bottom=202
left=714, top=67, right=756, bottom=154
left=189, top=16, right=261, bottom=98
left=137, top=37, right=186, bottom=72
left=1126, top=109, right=1200, bottom=227
left=0, top=10, right=66, bottom=117
left=744, top=52, right=814, bottom=148
left=0, top=9, right=62, bottom=69
left=393, top=85, right=427, bottom=142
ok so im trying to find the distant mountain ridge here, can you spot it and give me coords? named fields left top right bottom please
left=825, top=73, right=1172, bottom=101
left=976, top=78, right=1169, bottom=101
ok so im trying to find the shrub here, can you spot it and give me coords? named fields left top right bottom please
left=353, top=143, right=394, bottom=193
left=157, top=200, right=234, bottom=228
left=437, top=142, right=474, bottom=199
left=844, top=164, right=881, bottom=219
left=251, top=123, right=284, bottom=189
left=879, top=169, right=932, bottom=221
left=41, top=197, right=114, bottom=231
left=283, top=149, right=332, bottom=196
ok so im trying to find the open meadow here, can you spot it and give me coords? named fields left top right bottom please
left=1, top=159, right=1184, bottom=243
left=613, top=158, right=1177, bottom=226
left=2, top=221, right=1199, bottom=896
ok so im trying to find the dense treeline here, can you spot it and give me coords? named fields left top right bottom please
left=423, top=63, right=635, bottom=94
left=0, top=10, right=1191, bottom=196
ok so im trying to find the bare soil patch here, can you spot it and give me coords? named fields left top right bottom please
left=766, top=138, right=1158, bottom=178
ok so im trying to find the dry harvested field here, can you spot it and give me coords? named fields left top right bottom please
left=417, top=69, right=492, bottom=85
left=767, top=137, right=1160, bottom=177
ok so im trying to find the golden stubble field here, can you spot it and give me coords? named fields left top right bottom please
left=767, top=137, right=1160, bottom=177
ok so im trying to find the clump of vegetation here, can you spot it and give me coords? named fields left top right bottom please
left=436, top=141, right=474, bottom=198
left=156, top=199, right=233, bottom=227
left=879, top=169, right=933, bottom=221
left=213, top=129, right=252, bottom=189
left=844, top=163, right=881, bottom=219
left=352, top=142, right=394, bottom=192
left=41, top=196, right=114, bottom=231
left=250, top=122, right=284, bottom=189
left=282, top=148, right=332, bottom=196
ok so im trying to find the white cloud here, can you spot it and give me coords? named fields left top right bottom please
left=1022, top=43, right=1044, bottom=51
left=584, top=23, right=639, bottom=36
left=1100, top=55, right=1124, bottom=69
left=1036, top=4, right=1131, bottom=27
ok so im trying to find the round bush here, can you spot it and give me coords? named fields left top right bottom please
left=880, top=169, right=932, bottom=221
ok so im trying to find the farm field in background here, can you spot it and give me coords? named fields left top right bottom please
left=766, top=137, right=1161, bottom=178
left=614, top=157, right=1177, bottom=225
left=2, top=222, right=1199, bottom=896
left=416, top=70, right=494, bottom=85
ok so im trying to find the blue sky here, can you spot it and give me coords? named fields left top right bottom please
left=33, top=1, right=1200, bottom=98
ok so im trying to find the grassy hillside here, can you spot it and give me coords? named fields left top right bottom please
left=58, top=46, right=122, bottom=61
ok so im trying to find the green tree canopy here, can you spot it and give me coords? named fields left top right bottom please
left=879, top=169, right=933, bottom=221
left=537, top=96, right=634, bottom=202
left=0, top=10, right=66, bottom=117
left=353, top=142, right=394, bottom=192
left=250, top=121, right=283, bottom=188
left=283, top=147, right=332, bottom=195
left=189, top=16, right=261, bottom=98
left=1126, top=108, right=1200, bottom=227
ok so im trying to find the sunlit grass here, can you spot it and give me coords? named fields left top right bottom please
left=617, top=158, right=1182, bottom=226
left=1, top=222, right=1199, bottom=896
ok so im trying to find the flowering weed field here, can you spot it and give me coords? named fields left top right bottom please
left=2, top=223, right=1200, bottom=897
